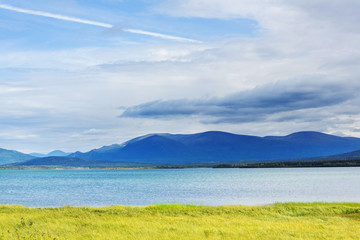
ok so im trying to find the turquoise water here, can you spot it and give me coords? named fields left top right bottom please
left=0, top=168, right=359, bottom=207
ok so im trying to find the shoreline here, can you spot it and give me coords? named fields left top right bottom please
left=1, top=158, right=359, bottom=170
left=0, top=201, right=359, bottom=208
left=2, top=157, right=359, bottom=170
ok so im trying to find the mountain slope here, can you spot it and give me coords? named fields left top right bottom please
left=296, top=149, right=360, bottom=162
left=70, top=131, right=360, bottom=164
left=0, top=148, right=35, bottom=165
left=71, top=135, right=195, bottom=164
left=10, top=156, right=144, bottom=168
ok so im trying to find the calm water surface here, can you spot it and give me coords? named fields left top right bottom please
left=0, top=168, right=359, bottom=207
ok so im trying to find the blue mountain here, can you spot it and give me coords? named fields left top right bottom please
left=69, top=131, right=360, bottom=164
left=29, top=150, right=70, bottom=158
left=0, top=148, right=35, bottom=165
left=47, top=150, right=70, bottom=157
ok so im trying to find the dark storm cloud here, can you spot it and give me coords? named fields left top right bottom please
left=120, top=80, right=356, bottom=123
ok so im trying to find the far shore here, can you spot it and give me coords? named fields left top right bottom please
left=1, top=158, right=359, bottom=170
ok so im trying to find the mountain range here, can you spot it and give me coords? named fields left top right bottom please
left=2, top=131, right=360, bottom=167
left=68, top=131, right=360, bottom=164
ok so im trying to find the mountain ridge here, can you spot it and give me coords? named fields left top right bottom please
left=69, top=131, right=360, bottom=165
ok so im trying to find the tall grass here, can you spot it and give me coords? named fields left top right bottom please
left=0, top=203, right=359, bottom=239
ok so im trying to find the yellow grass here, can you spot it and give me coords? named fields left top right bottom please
left=0, top=203, right=359, bottom=239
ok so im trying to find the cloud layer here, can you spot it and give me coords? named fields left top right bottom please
left=121, top=80, right=357, bottom=123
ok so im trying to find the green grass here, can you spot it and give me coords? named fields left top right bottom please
left=0, top=203, right=359, bottom=239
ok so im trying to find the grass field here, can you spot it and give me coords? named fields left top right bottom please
left=0, top=203, right=359, bottom=240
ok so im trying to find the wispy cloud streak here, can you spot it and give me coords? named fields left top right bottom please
left=0, top=3, right=201, bottom=43
left=0, top=4, right=112, bottom=27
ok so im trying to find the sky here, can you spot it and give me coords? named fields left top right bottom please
left=1, top=0, right=360, bottom=153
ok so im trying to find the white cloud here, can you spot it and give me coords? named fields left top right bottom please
left=0, top=86, right=36, bottom=94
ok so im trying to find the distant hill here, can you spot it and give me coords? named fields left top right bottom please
left=47, top=150, right=70, bottom=157
left=29, top=150, right=70, bottom=158
left=0, top=148, right=34, bottom=165
left=69, top=131, right=360, bottom=165
left=29, top=153, right=46, bottom=158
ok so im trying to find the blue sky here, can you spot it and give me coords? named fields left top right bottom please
left=0, top=0, right=257, bottom=49
left=1, top=0, right=360, bottom=153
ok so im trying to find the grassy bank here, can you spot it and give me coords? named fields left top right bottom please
left=0, top=203, right=359, bottom=239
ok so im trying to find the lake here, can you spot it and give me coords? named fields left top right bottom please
left=0, top=167, right=359, bottom=207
